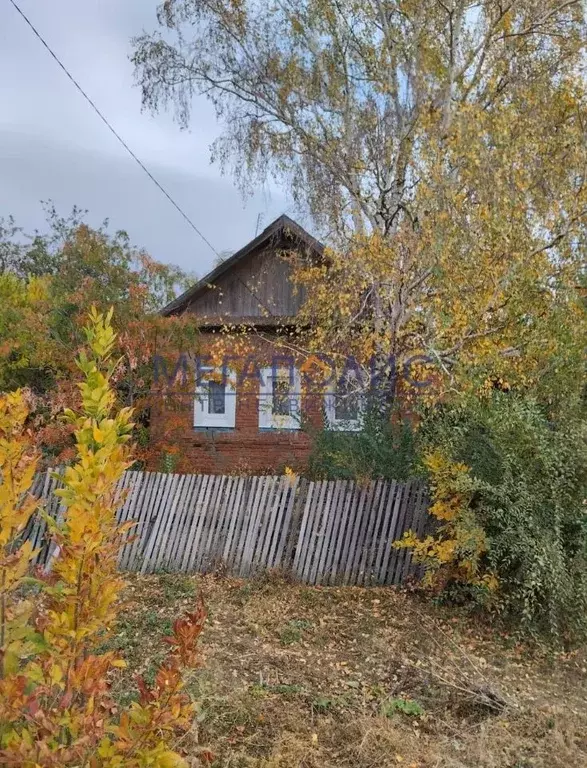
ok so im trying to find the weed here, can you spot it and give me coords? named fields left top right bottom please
left=312, top=696, right=335, bottom=714
left=279, top=618, right=312, bottom=645
left=142, top=663, right=159, bottom=688
left=279, top=625, right=302, bottom=645
left=116, top=689, right=139, bottom=708
left=159, top=451, right=179, bottom=474
left=299, top=587, right=318, bottom=606
left=272, top=683, right=304, bottom=696
left=289, top=618, right=313, bottom=631
left=382, top=698, right=424, bottom=717
left=249, top=683, right=269, bottom=699
left=279, top=626, right=302, bottom=645
left=159, top=573, right=197, bottom=601
left=235, top=582, right=254, bottom=604
left=143, top=610, right=165, bottom=630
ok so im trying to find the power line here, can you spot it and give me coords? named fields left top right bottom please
left=7, top=0, right=219, bottom=257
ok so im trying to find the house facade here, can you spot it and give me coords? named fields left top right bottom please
left=151, top=215, right=364, bottom=474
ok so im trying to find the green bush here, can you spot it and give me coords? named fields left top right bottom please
left=307, top=408, right=417, bottom=481
left=420, top=393, right=587, bottom=645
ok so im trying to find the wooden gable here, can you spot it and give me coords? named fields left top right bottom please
left=187, top=238, right=305, bottom=323
left=161, top=215, right=323, bottom=327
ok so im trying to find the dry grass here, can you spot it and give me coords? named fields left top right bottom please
left=106, top=573, right=587, bottom=768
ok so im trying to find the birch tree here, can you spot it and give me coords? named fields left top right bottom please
left=133, top=1, right=587, bottom=401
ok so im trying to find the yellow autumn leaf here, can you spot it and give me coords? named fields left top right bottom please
left=156, top=751, right=189, bottom=768
left=50, top=664, right=63, bottom=685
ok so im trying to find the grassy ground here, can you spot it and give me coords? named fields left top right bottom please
left=106, top=573, right=587, bottom=767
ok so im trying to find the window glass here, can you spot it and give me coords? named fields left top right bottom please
left=334, top=377, right=360, bottom=421
left=208, top=380, right=226, bottom=415
left=272, top=377, right=291, bottom=416
left=259, top=366, right=301, bottom=430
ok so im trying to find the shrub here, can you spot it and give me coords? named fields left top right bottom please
left=414, top=393, right=587, bottom=644
left=0, top=308, right=206, bottom=766
left=307, top=408, right=417, bottom=481
left=395, top=450, right=497, bottom=595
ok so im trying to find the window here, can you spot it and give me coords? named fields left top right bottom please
left=194, top=368, right=236, bottom=428
left=259, top=367, right=301, bottom=430
left=325, top=372, right=364, bottom=431
left=272, top=378, right=292, bottom=416
left=208, top=380, right=227, bottom=414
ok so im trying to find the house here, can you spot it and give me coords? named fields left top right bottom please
left=151, top=214, right=364, bottom=474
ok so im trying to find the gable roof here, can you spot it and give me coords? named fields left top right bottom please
left=161, top=214, right=324, bottom=317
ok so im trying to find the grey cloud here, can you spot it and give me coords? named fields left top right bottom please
left=0, top=0, right=294, bottom=274
left=0, top=129, right=287, bottom=274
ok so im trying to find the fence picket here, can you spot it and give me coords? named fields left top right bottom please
left=196, top=476, right=227, bottom=572
left=379, top=481, right=407, bottom=584
left=258, top=477, right=286, bottom=569
left=184, top=475, right=214, bottom=573
left=115, top=471, right=135, bottom=566
left=372, top=481, right=397, bottom=584
left=309, top=481, right=335, bottom=585
left=207, top=476, right=235, bottom=568
left=292, top=481, right=315, bottom=577
left=249, top=477, right=276, bottom=572
left=271, top=477, right=299, bottom=570
left=209, top=476, right=237, bottom=570
left=143, top=474, right=173, bottom=571
left=165, top=473, right=198, bottom=570
left=28, top=470, right=428, bottom=585
left=152, top=474, right=187, bottom=572
left=227, top=477, right=255, bottom=570
left=391, top=480, right=416, bottom=584
left=342, top=483, right=370, bottom=585
left=399, top=482, right=427, bottom=583
left=300, top=480, right=328, bottom=583
left=235, top=476, right=262, bottom=576
left=354, top=480, right=384, bottom=585
left=141, top=474, right=180, bottom=573
left=360, top=480, right=390, bottom=586
left=326, top=480, right=352, bottom=585
left=180, top=475, right=210, bottom=572
left=222, top=477, right=246, bottom=563
left=30, top=470, right=53, bottom=562
left=314, top=480, right=342, bottom=585
left=243, top=476, right=275, bottom=576
left=127, top=472, right=160, bottom=570
left=118, top=471, right=146, bottom=569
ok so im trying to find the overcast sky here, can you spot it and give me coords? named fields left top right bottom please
left=0, top=1, right=293, bottom=276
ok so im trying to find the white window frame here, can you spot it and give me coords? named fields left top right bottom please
left=259, top=366, right=301, bottom=430
left=194, top=367, right=236, bottom=429
left=324, top=371, right=365, bottom=432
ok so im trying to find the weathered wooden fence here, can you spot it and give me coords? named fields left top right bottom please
left=28, top=471, right=429, bottom=586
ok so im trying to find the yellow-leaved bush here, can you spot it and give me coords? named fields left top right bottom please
left=0, top=307, right=207, bottom=767
left=0, top=390, right=40, bottom=678
left=396, top=450, right=498, bottom=593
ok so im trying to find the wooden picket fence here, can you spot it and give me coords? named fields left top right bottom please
left=27, top=470, right=429, bottom=586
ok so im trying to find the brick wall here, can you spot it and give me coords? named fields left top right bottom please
left=149, top=333, right=325, bottom=474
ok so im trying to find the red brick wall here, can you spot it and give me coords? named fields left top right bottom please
left=149, top=333, right=324, bottom=474
left=148, top=332, right=432, bottom=474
